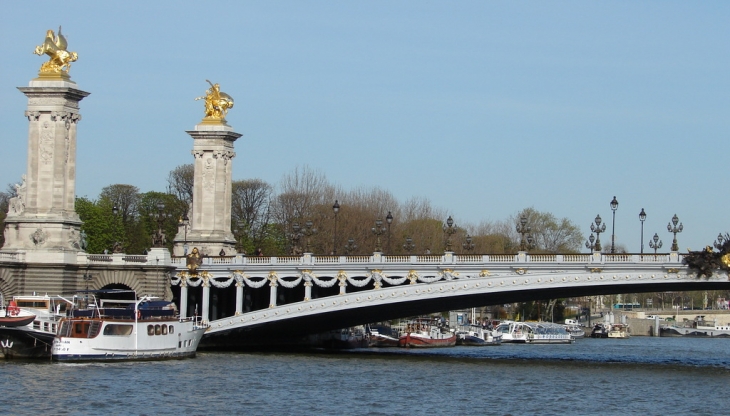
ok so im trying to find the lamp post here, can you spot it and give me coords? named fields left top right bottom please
left=714, top=233, right=725, bottom=250
left=150, top=202, right=171, bottom=248
left=372, top=218, right=386, bottom=252
left=303, top=220, right=317, bottom=253
left=344, top=238, right=357, bottom=255
left=403, top=237, right=415, bottom=255
left=82, top=270, right=93, bottom=306
left=386, top=211, right=393, bottom=254
left=443, top=216, right=456, bottom=252
left=462, top=234, right=475, bottom=253
left=290, top=222, right=302, bottom=255
left=610, top=196, right=618, bottom=253
left=585, top=233, right=596, bottom=252
left=667, top=214, right=683, bottom=252
left=332, top=200, right=340, bottom=255
left=590, top=214, right=606, bottom=252
left=516, top=215, right=531, bottom=252
left=649, top=233, right=663, bottom=255
left=639, top=208, right=646, bottom=254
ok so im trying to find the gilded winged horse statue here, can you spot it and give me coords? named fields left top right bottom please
left=34, top=26, right=78, bottom=76
left=195, top=80, right=234, bottom=122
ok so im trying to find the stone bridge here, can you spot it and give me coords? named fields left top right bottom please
left=169, top=251, right=730, bottom=348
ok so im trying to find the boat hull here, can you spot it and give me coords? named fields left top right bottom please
left=0, top=327, right=56, bottom=359
left=0, top=315, right=37, bottom=327
left=399, top=333, right=456, bottom=348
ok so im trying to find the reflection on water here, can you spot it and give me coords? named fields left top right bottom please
left=2, top=337, right=729, bottom=415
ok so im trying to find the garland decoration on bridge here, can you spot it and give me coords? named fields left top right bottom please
left=185, top=276, right=204, bottom=287
left=683, top=233, right=730, bottom=278
left=277, top=274, right=303, bottom=289
left=378, top=271, right=407, bottom=286
left=170, top=275, right=181, bottom=285
left=209, top=276, right=235, bottom=289
left=231, top=272, right=269, bottom=289
left=417, top=274, right=443, bottom=284
left=344, top=272, right=372, bottom=288
left=305, top=271, right=338, bottom=288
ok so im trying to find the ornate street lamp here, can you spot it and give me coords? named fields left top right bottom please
left=443, top=216, right=456, bottom=252
left=462, top=234, right=475, bottom=253
left=344, top=238, right=357, bottom=255
left=403, top=237, right=415, bottom=255
left=290, top=222, right=302, bottom=255
left=590, top=214, right=606, bottom=252
left=649, top=232, right=663, bottom=255
left=714, top=233, right=725, bottom=250
left=386, top=211, right=393, bottom=253
left=332, top=200, right=340, bottom=255
left=639, top=208, right=646, bottom=254
left=516, top=215, right=531, bottom=252
left=667, top=214, right=683, bottom=252
left=585, top=233, right=596, bottom=252
left=150, top=202, right=171, bottom=248
left=610, top=196, right=618, bottom=253
left=303, top=220, right=317, bottom=253
left=372, top=218, right=386, bottom=252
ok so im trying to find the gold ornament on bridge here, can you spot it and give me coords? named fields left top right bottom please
left=33, top=27, right=78, bottom=79
left=195, top=80, right=234, bottom=123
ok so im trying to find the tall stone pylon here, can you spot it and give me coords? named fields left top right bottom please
left=2, top=28, right=89, bottom=264
left=173, top=81, right=241, bottom=257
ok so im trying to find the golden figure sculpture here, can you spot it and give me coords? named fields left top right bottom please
left=195, top=80, right=234, bottom=122
left=186, top=247, right=202, bottom=273
left=34, top=27, right=78, bottom=77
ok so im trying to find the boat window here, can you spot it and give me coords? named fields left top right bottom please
left=17, top=300, right=48, bottom=308
left=161, top=325, right=168, bottom=335
left=169, top=325, right=174, bottom=334
left=155, top=324, right=161, bottom=335
left=147, top=325, right=154, bottom=336
left=103, top=324, right=134, bottom=336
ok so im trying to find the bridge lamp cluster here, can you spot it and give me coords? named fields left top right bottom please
left=516, top=215, right=533, bottom=252
left=667, top=214, right=683, bottom=252
left=443, top=216, right=456, bottom=252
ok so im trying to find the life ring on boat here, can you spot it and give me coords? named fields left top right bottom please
left=7, top=301, right=20, bottom=317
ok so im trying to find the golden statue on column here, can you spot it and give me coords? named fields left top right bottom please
left=195, top=80, right=234, bottom=123
left=34, top=26, right=78, bottom=78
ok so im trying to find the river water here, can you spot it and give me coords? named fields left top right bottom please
left=2, top=336, right=729, bottom=415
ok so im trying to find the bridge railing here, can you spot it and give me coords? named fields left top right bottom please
left=169, top=252, right=684, bottom=268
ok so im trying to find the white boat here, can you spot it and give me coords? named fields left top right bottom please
left=495, top=321, right=573, bottom=344
left=1, top=295, right=75, bottom=359
left=607, top=323, right=630, bottom=339
left=660, top=316, right=730, bottom=337
left=456, top=324, right=502, bottom=346
left=52, top=296, right=208, bottom=362
left=494, top=321, right=529, bottom=343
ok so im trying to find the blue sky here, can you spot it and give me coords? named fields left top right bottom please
left=1, top=2, right=729, bottom=252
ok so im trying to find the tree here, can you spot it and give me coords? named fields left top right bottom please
left=231, top=179, right=274, bottom=254
left=76, top=197, right=124, bottom=253
left=99, top=184, right=140, bottom=227
left=167, top=164, right=194, bottom=203
left=515, top=208, right=583, bottom=253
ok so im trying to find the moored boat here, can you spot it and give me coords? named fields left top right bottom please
left=660, top=316, right=730, bottom=338
left=607, top=323, right=630, bottom=339
left=1, top=295, right=74, bottom=359
left=495, top=321, right=573, bottom=344
left=456, top=324, right=502, bottom=346
left=52, top=296, right=208, bottom=362
left=367, top=325, right=400, bottom=348
left=399, top=319, right=456, bottom=348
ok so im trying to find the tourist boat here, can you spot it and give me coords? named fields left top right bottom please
left=456, top=324, right=502, bottom=346
left=607, top=323, right=630, bottom=339
left=367, top=325, right=400, bottom=348
left=495, top=321, right=573, bottom=344
left=1, top=295, right=74, bottom=359
left=399, top=319, right=456, bottom=348
left=660, top=316, right=730, bottom=337
left=52, top=296, right=208, bottom=361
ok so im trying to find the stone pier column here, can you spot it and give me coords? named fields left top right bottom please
left=173, top=122, right=241, bottom=257
left=304, top=281, right=312, bottom=301
left=269, top=275, right=278, bottom=308
left=202, top=278, right=210, bottom=322
left=179, top=280, right=188, bottom=319
left=235, top=280, right=243, bottom=315
left=2, top=78, right=90, bottom=264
